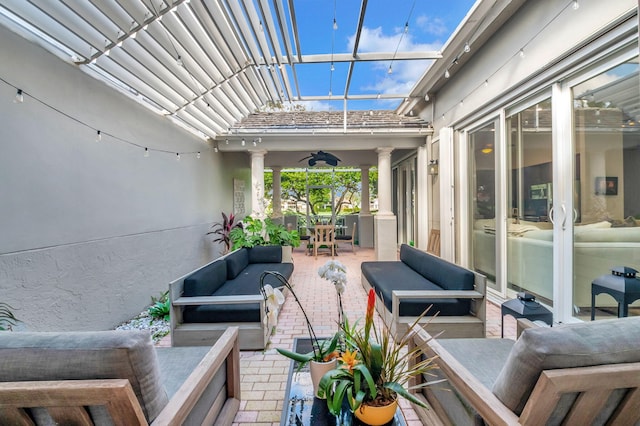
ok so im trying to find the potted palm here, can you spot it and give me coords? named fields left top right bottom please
left=318, top=289, right=440, bottom=425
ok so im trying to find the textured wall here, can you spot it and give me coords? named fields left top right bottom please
left=0, top=25, right=237, bottom=330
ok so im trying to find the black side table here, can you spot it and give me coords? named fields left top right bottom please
left=591, top=267, right=640, bottom=320
left=501, top=298, right=552, bottom=338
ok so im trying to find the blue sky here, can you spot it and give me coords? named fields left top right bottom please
left=281, top=0, right=476, bottom=111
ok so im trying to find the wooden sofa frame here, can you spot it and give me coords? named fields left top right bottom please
left=411, top=321, right=640, bottom=426
left=361, top=270, right=486, bottom=339
left=0, top=327, right=241, bottom=426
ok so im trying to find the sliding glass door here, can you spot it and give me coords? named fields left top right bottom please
left=469, top=121, right=499, bottom=292
left=571, top=59, right=640, bottom=318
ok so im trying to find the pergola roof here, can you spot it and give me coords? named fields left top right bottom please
left=0, top=0, right=442, bottom=140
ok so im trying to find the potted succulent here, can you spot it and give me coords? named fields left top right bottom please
left=318, top=289, right=440, bottom=425
left=259, top=271, right=340, bottom=398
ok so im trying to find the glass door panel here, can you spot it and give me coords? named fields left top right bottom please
left=572, top=59, right=640, bottom=319
left=470, top=121, right=499, bottom=291
left=506, top=100, right=554, bottom=305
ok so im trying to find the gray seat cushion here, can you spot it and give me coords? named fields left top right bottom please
left=426, top=338, right=515, bottom=426
left=183, top=259, right=227, bottom=296
left=0, top=330, right=168, bottom=422
left=492, top=316, right=640, bottom=414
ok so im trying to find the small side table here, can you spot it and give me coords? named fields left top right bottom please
left=501, top=298, right=552, bottom=338
left=591, top=267, right=640, bottom=320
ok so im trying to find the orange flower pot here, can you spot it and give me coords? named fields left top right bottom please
left=353, top=399, right=398, bottom=425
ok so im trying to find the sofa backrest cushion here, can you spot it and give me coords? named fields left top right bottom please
left=0, top=330, right=168, bottom=422
left=492, top=317, right=640, bottom=414
left=248, top=245, right=282, bottom=264
left=225, top=248, right=249, bottom=280
left=183, top=259, right=227, bottom=296
left=399, top=244, right=474, bottom=291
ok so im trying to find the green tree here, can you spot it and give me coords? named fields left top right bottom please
left=265, top=167, right=378, bottom=216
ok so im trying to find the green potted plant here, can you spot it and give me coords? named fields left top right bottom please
left=318, top=289, right=440, bottom=425
left=229, top=216, right=300, bottom=261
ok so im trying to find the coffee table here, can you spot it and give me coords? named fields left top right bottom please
left=280, top=338, right=407, bottom=426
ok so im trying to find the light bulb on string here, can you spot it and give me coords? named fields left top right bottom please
left=214, top=146, right=218, bottom=153
left=241, top=139, right=245, bottom=146
left=464, top=42, right=470, bottom=53
left=333, top=18, right=338, bottom=30
left=387, top=65, right=393, bottom=74
left=96, top=130, right=101, bottom=142
left=572, top=0, right=579, bottom=10
left=252, top=140, right=257, bottom=147
left=197, top=152, right=201, bottom=159
left=519, top=49, right=525, bottom=58
left=144, top=147, right=150, bottom=157
left=404, top=22, right=409, bottom=34
left=330, top=63, right=335, bottom=72
left=225, top=139, right=229, bottom=144
left=176, top=55, right=183, bottom=66
left=176, top=153, right=181, bottom=161
left=14, top=89, right=23, bottom=103
left=444, top=69, right=450, bottom=78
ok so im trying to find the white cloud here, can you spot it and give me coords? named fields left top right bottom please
left=416, top=15, right=448, bottom=37
left=347, top=26, right=440, bottom=97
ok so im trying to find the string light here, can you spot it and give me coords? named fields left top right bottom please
left=130, top=22, right=137, bottom=39
left=424, top=94, right=429, bottom=102
left=225, top=139, right=229, bottom=144
left=330, top=63, right=335, bottom=72
left=214, top=145, right=218, bottom=152
left=572, top=0, right=579, bottom=10
left=387, top=65, right=393, bottom=74
left=464, top=42, right=470, bottom=53
left=14, top=88, right=23, bottom=103
left=333, top=18, right=338, bottom=30
left=519, top=49, right=525, bottom=58
left=444, top=69, right=450, bottom=78
left=241, top=138, right=245, bottom=146
left=176, top=55, right=183, bottom=66
left=3, top=77, right=207, bottom=161
left=404, top=22, right=409, bottom=34
left=252, top=140, right=257, bottom=146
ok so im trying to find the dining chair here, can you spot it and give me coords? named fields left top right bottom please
left=313, top=225, right=336, bottom=259
left=335, top=222, right=357, bottom=253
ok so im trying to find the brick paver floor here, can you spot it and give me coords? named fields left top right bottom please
left=161, top=245, right=514, bottom=425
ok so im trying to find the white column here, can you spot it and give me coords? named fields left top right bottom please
left=272, top=166, right=282, bottom=218
left=416, top=143, right=430, bottom=250
left=376, top=147, right=393, bottom=216
left=360, top=165, right=370, bottom=215
left=374, top=147, right=397, bottom=260
left=250, top=150, right=267, bottom=219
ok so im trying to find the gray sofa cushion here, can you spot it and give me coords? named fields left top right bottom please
left=183, top=259, right=227, bottom=296
left=248, top=245, right=282, bottom=263
left=0, top=330, right=168, bottom=422
left=492, top=317, right=640, bottom=414
left=226, top=248, right=249, bottom=280
left=427, top=338, right=515, bottom=426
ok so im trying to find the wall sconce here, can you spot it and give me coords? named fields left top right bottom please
left=428, top=159, right=439, bottom=176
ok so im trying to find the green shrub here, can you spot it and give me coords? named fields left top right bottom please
left=148, top=291, right=170, bottom=321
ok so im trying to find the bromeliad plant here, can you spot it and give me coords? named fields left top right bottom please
left=318, top=289, right=441, bottom=415
left=259, top=271, right=339, bottom=367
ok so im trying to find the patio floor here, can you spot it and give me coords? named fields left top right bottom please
left=159, top=245, right=514, bottom=425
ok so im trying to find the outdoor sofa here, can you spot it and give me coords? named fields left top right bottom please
left=0, top=326, right=240, bottom=425
left=412, top=317, right=640, bottom=426
left=170, top=246, right=293, bottom=350
left=361, top=244, right=486, bottom=338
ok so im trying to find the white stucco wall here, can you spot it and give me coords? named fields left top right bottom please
left=430, top=0, right=637, bottom=132
left=0, top=25, right=236, bottom=331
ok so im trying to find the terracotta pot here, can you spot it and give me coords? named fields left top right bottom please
left=353, top=399, right=398, bottom=426
left=309, top=358, right=337, bottom=399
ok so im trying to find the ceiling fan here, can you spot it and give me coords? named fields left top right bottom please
left=299, top=151, right=341, bottom=167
